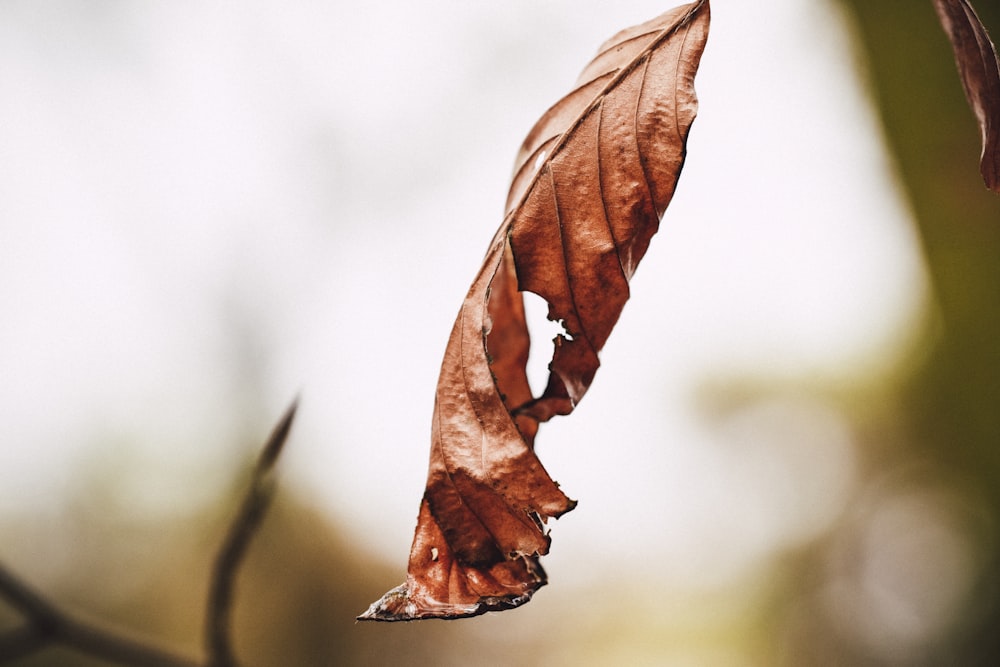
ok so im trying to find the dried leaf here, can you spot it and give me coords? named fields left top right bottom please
left=934, top=0, right=1000, bottom=192
left=359, top=0, right=710, bottom=622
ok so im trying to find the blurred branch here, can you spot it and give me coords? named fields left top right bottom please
left=0, top=398, right=300, bottom=667
left=206, top=398, right=299, bottom=667
left=0, top=561, right=202, bottom=667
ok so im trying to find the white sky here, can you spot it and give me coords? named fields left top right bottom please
left=0, top=0, right=928, bottom=595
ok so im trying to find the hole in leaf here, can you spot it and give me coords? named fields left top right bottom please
left=522, top=290, right=567, bottom=396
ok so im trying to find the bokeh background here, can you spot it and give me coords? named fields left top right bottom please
left=1, top=0, right=997, bottom=664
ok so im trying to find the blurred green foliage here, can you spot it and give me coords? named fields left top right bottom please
left=832, top=0, right=1000, bottom=662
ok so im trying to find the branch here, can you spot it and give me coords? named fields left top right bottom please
left=205, top=398, right=299, bottom=667
left=0, top=561, right=201, bottom=667
left=0, top=398, right=300, bottom=666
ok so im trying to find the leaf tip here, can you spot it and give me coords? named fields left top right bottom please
left=356, top=581, right=536, bottom=622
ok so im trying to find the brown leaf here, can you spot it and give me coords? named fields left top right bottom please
left=934, top=0, right=1000, bottom=192
left=359, top=0, right=710, bottom=622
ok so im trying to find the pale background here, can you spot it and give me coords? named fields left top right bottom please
left=1, top=0, right=968, bottom=664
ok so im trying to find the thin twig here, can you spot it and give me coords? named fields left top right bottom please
left=0, top=397, right=300, bottom=666
left=205, top=398, right=299, bottom=667
left=0, top=561, right=202, bottom=667
left=0, top=621, right=48, bottom=664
